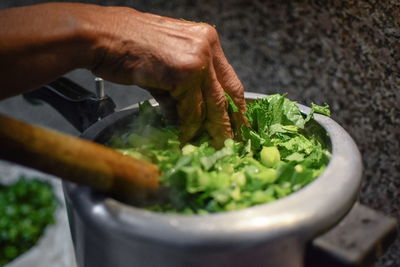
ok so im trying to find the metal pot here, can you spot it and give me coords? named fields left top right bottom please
left=24, top=78, right=395, bottom=267
left=62, top=87, right=362, bottom=267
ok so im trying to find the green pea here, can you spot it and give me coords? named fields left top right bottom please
left=260, top=146, right=281, bottom=167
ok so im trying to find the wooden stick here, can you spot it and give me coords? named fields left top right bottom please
left=0, top=114, right=160, bottom=202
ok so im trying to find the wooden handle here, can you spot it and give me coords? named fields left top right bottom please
left=0, top=114, right=160, bottom=202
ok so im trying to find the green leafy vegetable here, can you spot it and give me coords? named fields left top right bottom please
left=225, top=93, right=239, bottom=113
left=0, top=177, right=58, bottom=266
left=109, top=94, right=331, bottom=214
left=311, top=103, right=331, bottom=116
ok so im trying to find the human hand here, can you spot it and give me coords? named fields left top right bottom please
left=89, top=7, right=247, bottom=148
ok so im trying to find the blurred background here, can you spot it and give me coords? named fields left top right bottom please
left=0, top=1, right=399, bottom=266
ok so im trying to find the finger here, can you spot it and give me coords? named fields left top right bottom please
left=176, top=87, right=205, bottom=144
left=203, top=65, right=233, bottom=148
left=144, top=86, right=205, bottom=143
left=213, top=46, right=249, bottom=136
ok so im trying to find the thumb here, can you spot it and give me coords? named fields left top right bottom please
left=144, top=87, right=178, bottom=126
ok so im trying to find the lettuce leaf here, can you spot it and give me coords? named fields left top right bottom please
left=109, top=94, right=331, bottom=214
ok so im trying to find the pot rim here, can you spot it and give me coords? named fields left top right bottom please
left=64, top=92, right=362, bottom=247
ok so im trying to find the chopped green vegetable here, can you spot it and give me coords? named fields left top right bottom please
left=311, top=103, right=331, bottom=116
left=0, top=177, right=58, bottom=266
left=260, top=146, right=280, bottom=167
left=109, top=94, right=331, bottom=214
left=225, top=93, right=239, bottom=113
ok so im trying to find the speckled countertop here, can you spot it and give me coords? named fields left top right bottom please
left=0, top=0, right=399, bottom=266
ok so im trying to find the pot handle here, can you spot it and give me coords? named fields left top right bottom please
left=23, top=77, right=116, bottom=132
left=305, top=203, right=397, bottom=267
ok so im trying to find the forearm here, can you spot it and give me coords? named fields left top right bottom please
left=0, top=3, right=102, bottom=99
left=0, top=3, right=247, bottom=146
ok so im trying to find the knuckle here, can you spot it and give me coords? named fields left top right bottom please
left=214, top=94, right=228, bottom=110
left=197, top=23, right=218, bottom=42
left=188, top=23, right=219, bottom=46
left=181, top=54, right=207, bottom=72
left=164, top=54, right=205, bottom=87
left=207, top=94, right=227, bottom=114
left=166, top=25, right=219, bottom=78
left=171, top=54, right=209, bottom=84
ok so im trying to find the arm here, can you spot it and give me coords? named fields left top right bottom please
left=0, top=3, right=98, bottom=97
left=0, top=3, right=247, bottom=147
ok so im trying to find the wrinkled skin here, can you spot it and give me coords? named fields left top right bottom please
left=0, top=3, right=247, bottom=147
left=91, top=8, right=247, bottom=147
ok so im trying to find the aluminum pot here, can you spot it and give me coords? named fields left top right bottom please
left=61, top=91, right=362, bottom=267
